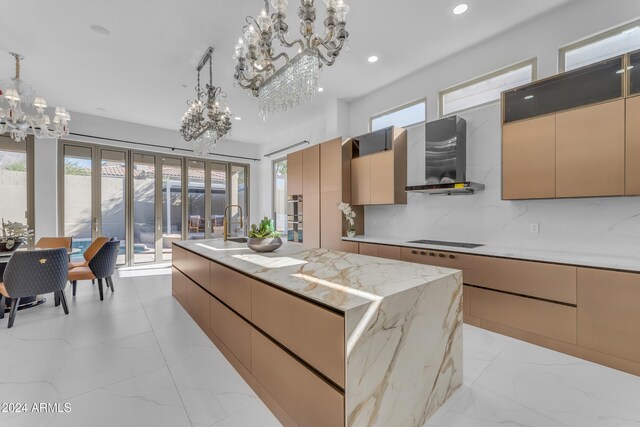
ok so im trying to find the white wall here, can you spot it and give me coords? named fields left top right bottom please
left=348, top=0, right=640, bottom=257
left=32, top=111, right=262, bottom=238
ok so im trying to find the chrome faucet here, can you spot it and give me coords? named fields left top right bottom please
left=223, top=205, right=244, bottom=242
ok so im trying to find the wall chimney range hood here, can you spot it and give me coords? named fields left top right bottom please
left=406, top=115, right=484, bottom=195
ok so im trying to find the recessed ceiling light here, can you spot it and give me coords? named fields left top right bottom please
left=318, top=87, right=324, bottom=92
left=368, top=55, right=379, bottom=63
left=89, top=24, right=111, bottom=36
left=524, top=95, right=534, bottom=100
left=234, top=116, right=242, bottom=121
left=453, top=4, right=468, bottom=15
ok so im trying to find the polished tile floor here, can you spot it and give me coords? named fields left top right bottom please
left=0, top=267, right=639, bottom=427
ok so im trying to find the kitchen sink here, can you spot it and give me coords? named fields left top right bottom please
left=407, top=239, right=484, bottom=249
left=227, top=237, right=248, bottom=243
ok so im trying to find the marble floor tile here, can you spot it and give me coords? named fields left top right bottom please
left=1, top=367, right=191, bottom=427
left=168, top=347, right=263, bottom=426
left=462, top=324, right=513, bottom=385
left=152, top=317, right=216, bottom=365
left=210, top=401, right=282, bottom=427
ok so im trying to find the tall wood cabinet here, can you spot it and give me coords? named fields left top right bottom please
left=626, top=96, right=640, bottom=195
left=302, top=145, right=321, bottom=248
left=286, top=150, right=303, bottom=196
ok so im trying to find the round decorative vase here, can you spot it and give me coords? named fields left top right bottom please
left=247, top=237, right=283, bottom=253
left=347, top=229, right=356, bottom=238
left=0, top=240, right=23, bottom=253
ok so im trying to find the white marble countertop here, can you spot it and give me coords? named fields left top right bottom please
left=174, top=239, right=461, bottom=312
left=343, top=235, right=640, bottom=273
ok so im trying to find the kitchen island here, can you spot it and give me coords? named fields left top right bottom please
left=171, top=239, right=462, bottom=427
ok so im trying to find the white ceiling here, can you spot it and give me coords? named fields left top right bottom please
left=0, top=0, right=574, bottom=144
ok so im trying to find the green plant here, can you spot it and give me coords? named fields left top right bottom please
left=248, top=217, right=281, bottom=239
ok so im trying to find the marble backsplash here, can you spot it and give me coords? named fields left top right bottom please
left=364, top=103, right=640, bottom=258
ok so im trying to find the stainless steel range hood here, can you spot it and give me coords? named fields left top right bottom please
left=406, top=116, right=484, bottom=195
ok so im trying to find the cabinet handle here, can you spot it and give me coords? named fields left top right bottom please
left=411, top=250, right=418, bottom=255
left=449, top=254, right=455, bottom=259
left=419, top=251, right=426, bottom=256
left=438, top=253, right=445, bottom=258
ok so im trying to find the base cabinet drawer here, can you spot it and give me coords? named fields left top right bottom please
left=172, top=267, right=188, bottom=304
left=251, top=329, right=344, bottom=427
left=187, top=251, right=210, bottom=288
left=252, top=282, right=345, bottom=388
left=210, top=295, right=252, bottom=370
left=209, top=262, right=252, bottom=320
left=578, top=268, right=640, bottom=363
left=186, top=280, right=210, bottom=331
left=172, top=245, right=188, bottom=273
left=469, top=287, right=576, bottom=344
left=359, top=243, right=403, bottom=261
left=465, top=256, right=576, bottom=304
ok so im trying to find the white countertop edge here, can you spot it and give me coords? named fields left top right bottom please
left=343, top=235, right=640, bottom=273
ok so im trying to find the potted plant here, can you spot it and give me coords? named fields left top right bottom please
left=247, top=217, right=283, bottom=252
left=337, top=202, right=357, bottom=238
left=0, top=219, right=34, bottom=252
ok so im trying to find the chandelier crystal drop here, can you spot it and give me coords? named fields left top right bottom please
left=180, top=47, right=232, bottom=156
left=234, top=0, right=350, bottom=120
left=0, top=52, right=70, bottom=142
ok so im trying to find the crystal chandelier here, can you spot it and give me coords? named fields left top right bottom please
left=0, top=52, right=71, bottom=142
left=180, top=47, right=232, bottom=156
left=233, top=0, right=350, bottom=120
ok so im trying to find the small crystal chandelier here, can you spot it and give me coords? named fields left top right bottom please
left=0, top=52, right=71, bottom=143
left=233, top=0, right=350, bottom=120
left=180, top=47, right=232, bottom=156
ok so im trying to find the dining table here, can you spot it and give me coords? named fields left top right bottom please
left=0, top=247, right=81, bottom=312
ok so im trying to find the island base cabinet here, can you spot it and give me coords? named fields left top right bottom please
left=209, top=296, right=252, bottom=370
left=251, top=329, right=345, bottom=427
left=186, top=278, right=210, bottom=331
left=577, top=268, right=640, bottom=364
left=171, top=267, right=188, bottom=305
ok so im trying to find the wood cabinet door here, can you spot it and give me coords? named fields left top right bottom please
left=626, top=96, right=640, bottom=195
left=502, top=116, right=556, bottom=200
left=556, top=100, right=625, bottom=198
left=577, top=268, right=640, bottom=363
left=320, top=190, right=343, bottom=251
left=287, top=150, right=303, bottom=196
left=303, top=144, right=320, bottom=194
left=303, top=191, right=320, bottom=248
left=320, top=138, right=342, bottom=193
left=351, top=156, right=371, bottom=205
left=370, top=151, right=395, bottom=205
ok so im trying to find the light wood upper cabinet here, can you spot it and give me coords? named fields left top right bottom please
left=370, top=151, right=396, bottom=205
left=302, top=144, right=320, bottom=194
left=287, top=150, right=303, bottom=196
left=578, top=268, right=640, bottom=364
left=320, top=190, right=343, bottom=251
left=626, top=96, right=640, bottom=195
left=351, top=156, right=371, bottom=205
left=556, top=100, right=625, bottom=198
left=304, top=191, right=321, bottom=248
left=320, top=138, right=342, bottom=193
left=502, top=115, right=556, bottom=200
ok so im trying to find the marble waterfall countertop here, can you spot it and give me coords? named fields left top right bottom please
left=174, top=239, right=461, bottom=312
left=343, top=235, right=640, bottom=273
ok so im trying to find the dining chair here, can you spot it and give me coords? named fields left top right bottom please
left=69, top=236, right=111, bottom=270
left=68, top=240, right=120, bottom=301
left=35, top=237, right=73, bottom=250
left=0, top=248, right=69, bottom=328
left=189, top=216, right=200, bottom=233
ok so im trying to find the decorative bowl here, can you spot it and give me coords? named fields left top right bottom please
left=247, top=237, right=282, bottom=253
left=0, top=240, right=23, bottom=253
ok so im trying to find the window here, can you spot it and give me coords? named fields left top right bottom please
left=0, top=136, right=33, bottom=232
left=440, top=59, right=536, bottom=117
left=272, top=158, right=287, bottom=233
left=370, top=99, right=426, bottom=131
left=561, top=20, right=640, bottom=72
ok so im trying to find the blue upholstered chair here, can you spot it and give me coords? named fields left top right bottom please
left=68, top=240, right=120, bottom=301
left=0, top=248, right=70, bottom=328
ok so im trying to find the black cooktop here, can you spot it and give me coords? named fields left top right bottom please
left=407, top=239, right=484, bottom=249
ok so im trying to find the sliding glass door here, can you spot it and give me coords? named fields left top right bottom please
left=0, top=136, right=33, bottom=231
left=272, top=158, right=287, bottom=234
left=60, top=141, right=249, bottom=266
left=100, top=149, right=128, bottom=265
